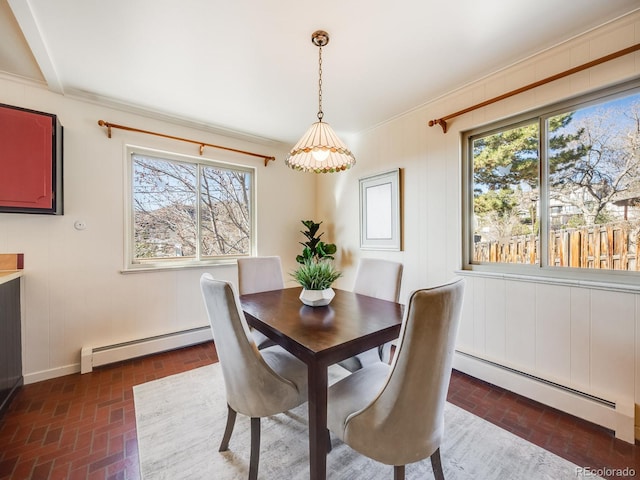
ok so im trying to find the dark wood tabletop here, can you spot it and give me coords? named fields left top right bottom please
left=240, top=287, right=403, bottom=480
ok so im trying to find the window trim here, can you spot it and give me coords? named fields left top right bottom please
left=461, top=78, right=640, bottom=286
left=123, top=145, right=257, bottom=272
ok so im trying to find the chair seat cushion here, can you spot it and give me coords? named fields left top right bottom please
left=261, top=346, right=308, bottom=404
left=338, top=345, right=387, bottom=372
left=251, top=328, right=276, bottom=349
left=327, top=361, right=390, bottom=439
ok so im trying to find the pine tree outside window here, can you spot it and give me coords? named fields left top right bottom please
left=463, top=81, right=640, bottom=282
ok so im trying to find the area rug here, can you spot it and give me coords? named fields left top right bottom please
left=133, top=363, right=597, bottom=479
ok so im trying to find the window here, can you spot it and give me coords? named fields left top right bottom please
left=126, top=147, right=255, bottom=269
left=463, top=81, right=640, bottom=281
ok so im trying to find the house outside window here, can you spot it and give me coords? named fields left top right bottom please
left=125, top=147, right=255, bottom=270
left=463, top=80, right=640, bottom=282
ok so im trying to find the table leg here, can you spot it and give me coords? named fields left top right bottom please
left=307, top=362, right=328, bottom=480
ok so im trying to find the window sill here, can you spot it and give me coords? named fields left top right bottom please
left=121, top=259, right=237, bottom=274
left=456, top=268, right=640, bottom=294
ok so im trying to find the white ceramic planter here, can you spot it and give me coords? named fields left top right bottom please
left=299, top=287, right=335, bottom=307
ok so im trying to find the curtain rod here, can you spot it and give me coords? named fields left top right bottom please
left=428, top=43, right=640, bottom=133
left=97, top=120, right=276, bottom=166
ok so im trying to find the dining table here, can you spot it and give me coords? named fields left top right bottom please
left=240, top=286, right=404, bottom=480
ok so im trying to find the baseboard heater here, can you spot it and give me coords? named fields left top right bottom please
left=453, top=350, right=635, bottom=443
left=80, top=326, right=212, bottom=374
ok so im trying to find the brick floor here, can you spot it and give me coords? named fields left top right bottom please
left=447, top=371, right=640, bottom=480
left=0, top=343, right=218, bottom=480
left=1, top=342, right=638, bottom=479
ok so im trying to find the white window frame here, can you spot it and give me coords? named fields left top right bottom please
left=123, top=145, right=256, bottom=272
left=461, top=79, right=640, bottom=287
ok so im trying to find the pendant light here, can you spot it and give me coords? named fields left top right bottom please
left=286, top=30, right=356, bottom=173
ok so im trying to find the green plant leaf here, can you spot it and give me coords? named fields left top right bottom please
left=290, top=259, right=342, bottom=290
left=296, top=219, right=337, bottom=264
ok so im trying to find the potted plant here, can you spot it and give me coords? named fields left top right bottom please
left=291, top=220, right=342, bottom=306
left=296, top=220, right=337, bottom=264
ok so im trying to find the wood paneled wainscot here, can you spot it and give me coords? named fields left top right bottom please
left=0, top=267, right=23, bottom=417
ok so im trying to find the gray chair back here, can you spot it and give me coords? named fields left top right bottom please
left=353, top=258, right=403, bottom=302
left=200, top=273, right=303, bottom=417
left=237, top=256, right=285, bottom=295
left=339, top=258, right=403, bottom=370
left=236, top=256, right=284, bottom=349
left=340, top=278, right=464, bottom=466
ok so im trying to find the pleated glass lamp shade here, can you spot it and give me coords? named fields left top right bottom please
left=286, top=121, right=356, bottom=173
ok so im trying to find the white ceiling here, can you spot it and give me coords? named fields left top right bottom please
left=1, top=0, right=639, bottom=145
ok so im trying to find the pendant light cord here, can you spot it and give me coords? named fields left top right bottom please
left=317, top=45, right=324, bottom=122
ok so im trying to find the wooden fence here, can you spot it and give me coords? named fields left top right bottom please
left=474, top=221, right=639, bottom=271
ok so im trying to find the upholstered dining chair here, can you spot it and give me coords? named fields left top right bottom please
left=327, top=278, right=465, bottom=480
left=200, top=273, right=308, bottom=480
left=339, top=258, right=403, bottom=372
left=237, top=256, right=285, bottom=349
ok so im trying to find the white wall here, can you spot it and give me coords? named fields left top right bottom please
left=0, top=77, right=316, bottom=382
left=2, top=6, right=639, bottom=441
left=320, top=12, right=640, bottom=440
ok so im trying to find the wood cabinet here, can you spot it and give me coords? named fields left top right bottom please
left=0, top=277, right=22, bottom=417
left=0, top=103, right=63, bottom=214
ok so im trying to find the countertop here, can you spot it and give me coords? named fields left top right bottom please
left=0, top=270, right=22, bottom=285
